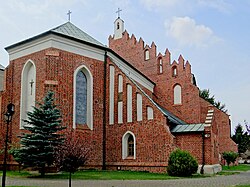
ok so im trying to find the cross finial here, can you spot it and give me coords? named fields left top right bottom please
left=116, top=8, right=122, bottom=18
left=29, top=79, right=34, bottom=95
left=67, top=10, right=72, bottom=22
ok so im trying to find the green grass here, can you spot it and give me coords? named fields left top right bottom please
left=33, top=170, right=179, bottom=180
left=233, top=185, right=250, bottom=187
left=1, top=164, right=249, bottom=181
left=222, top=164, right=250, bottom=171
left=0, top=170, right=179, bottom=180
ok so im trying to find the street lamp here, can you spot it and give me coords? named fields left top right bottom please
left=2, top=103, right=15, bottom=187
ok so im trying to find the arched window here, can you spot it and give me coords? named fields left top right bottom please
left=172, top=66, right=177, bottom=77
left=74, top=65, right=93, bottom=130
left=159, top=58, right=163, bottom=74
left=128, top=135, right=134, bottom=156
left=20, top=60, right=36, bottom=129
left=122, top=131, right=136, bottom=159
left=145, top=49, right=149, bottom=61
left=174, top=84, right=182, bottom=104
left=75, top=71, right=87, bottom=125
left=117, top=22, right=120, bottom=30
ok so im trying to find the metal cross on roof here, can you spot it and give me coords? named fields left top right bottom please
left=67, top=10, right=72, bottom=22
left=116, top=8, right=122, bottom=18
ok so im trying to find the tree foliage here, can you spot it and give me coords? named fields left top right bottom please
left=55, top=129, right=89, bottom=187
left=13, top=91, right=65, bottom=176
left=232, top=124, right=250, bottom=153
left=222, top=151, right=238, bottom=168
left=167, top=149, right=198, bottom=177
left=199, top=89, right=227, bottom=113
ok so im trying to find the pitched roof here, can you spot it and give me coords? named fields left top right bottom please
left=158, top=105, right=187, bottom=125
left=171, top=123, right=204, bottom=133
left=5, top=22, right=105, bottom=51
left=50, top=22, right=105, bottom=47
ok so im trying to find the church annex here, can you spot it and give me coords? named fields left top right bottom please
left=0, top=17, right=237, bottom=174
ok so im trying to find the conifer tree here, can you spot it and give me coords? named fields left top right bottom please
left=15, top=91, right=65, bottom=176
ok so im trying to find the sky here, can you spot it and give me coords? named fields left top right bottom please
left=0, top=0, right=249, bottom=132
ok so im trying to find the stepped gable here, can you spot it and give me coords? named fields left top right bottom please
left=109, top=29, right=192, bottom=76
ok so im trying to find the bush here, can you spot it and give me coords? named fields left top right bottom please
left=222, top=151, right=238, bottom=167
left=167, top=149, right=198, bottom=177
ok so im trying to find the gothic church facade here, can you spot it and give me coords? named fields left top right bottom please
left=0, top=17, right=237, bottom=173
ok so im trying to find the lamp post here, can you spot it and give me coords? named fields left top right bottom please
left=2, top=103, right=15, bottom=187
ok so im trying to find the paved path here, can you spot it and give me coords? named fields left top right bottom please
left=3, top=171, right=250, bottom=187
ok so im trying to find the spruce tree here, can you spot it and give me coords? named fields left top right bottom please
left=15, top=91, right=65, bottom=176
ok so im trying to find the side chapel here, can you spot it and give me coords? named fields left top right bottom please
left=0, top=16, right=237, bottom=174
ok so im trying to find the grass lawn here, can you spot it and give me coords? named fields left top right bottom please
left=1, top=170, right=178, bottom=180
left=1, top=164, right=249, bottom=181
left=222, top=164, right=250, bottom=171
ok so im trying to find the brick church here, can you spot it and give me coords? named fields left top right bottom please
left=0, top=16, right=237, bottom=174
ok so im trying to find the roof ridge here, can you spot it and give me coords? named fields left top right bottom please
left=50, top=22, right=104, bottom=47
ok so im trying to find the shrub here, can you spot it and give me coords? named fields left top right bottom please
left=167, top=149, right=198, bottom=177
left=222, top=151, right=238, bottom=168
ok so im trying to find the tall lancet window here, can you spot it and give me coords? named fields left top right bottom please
left=74, top=65, right=93, bottom=130
left=20, top=60, right=36, bottom=129
left=76, top=71, right=87, bottom=125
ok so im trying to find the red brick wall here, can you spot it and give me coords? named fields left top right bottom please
left=0, top=48, right=106, bottom=167
left=105, top=58, right=175, bottom=172
left=109, top=32, right=201, bottom=124
left=0, top=47, right=176, bottom=173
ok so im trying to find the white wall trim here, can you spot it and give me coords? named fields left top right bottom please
left=136, top=93, right=143, bottom=121
left=7, top=34, right=105, bottom=62
left=73, top=65, right=93, bottom=130
left=109, top=65, right=115, bottom=125
left=127, top=84, right=132, bottom=123
left=147, top=106, right=154, bottom=120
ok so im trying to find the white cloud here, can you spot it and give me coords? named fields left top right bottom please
left=140, top=0, right=181, bottom=10
left=165, top=16, right=221, bottom=47
left=197, top=0, right=232, bottom=13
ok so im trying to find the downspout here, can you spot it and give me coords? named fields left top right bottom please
left=200, top=131, right=205, bottom=174
left=102, top=50, right=107, bottom=170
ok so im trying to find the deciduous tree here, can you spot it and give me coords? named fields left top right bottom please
left=55, top=129, right=89, bottom=187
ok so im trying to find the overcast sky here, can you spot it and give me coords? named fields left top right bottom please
left=0, top=0, right=249, bottom=132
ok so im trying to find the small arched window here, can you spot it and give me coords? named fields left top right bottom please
left=122, top=131, right=136, bottom=159
left=128, top=135, right=134, bottom=156
left=174, top=84, right=182, bottom=104
left=172, top=66, right=177, bottom=77
left=117, top=22, right=120, bottom=30
left=159, top=58, right=163, bottom=74
left=145, top=50, right=149, bottom=61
